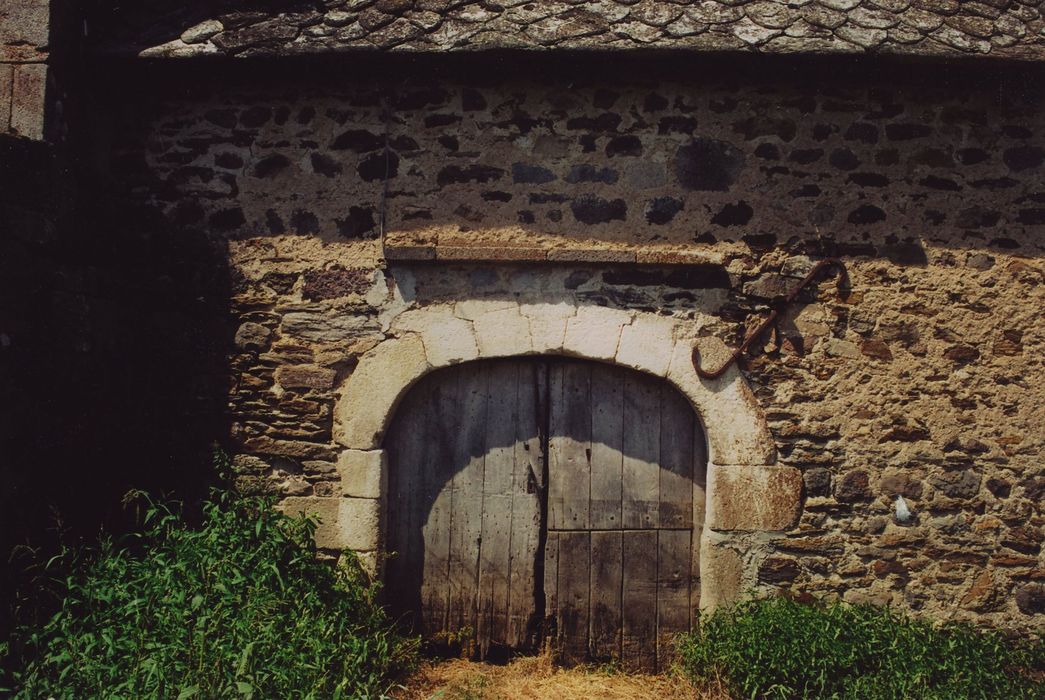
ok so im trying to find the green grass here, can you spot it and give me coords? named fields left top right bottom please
left=678, top=596, right=1042, bottom=700
left=1, top=481, right=416, bottom=699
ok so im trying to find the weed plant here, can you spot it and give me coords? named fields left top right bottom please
left=2, top=485, right=415, bottom=699
left=678, top=596, right=1043, bottom=700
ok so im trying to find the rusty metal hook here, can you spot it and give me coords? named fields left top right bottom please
left=692, top=257, right=848, bottom=380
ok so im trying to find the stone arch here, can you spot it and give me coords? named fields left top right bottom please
left=316, top=301, right=801, bottom=610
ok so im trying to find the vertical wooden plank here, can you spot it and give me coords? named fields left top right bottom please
left=589, top=530, right=623, bottom=662
left=548, top=362, right=591, bottom=530
left=556, top=530, right=591, bottom=665
left=477, top=361, right=519, bottom=654
left=622, top=530, right=658, bottom=672
left=622, top=373, right=661, bottom=529
left=691, top=424, right=709, bottom=626
left=656, top=529, right=692, bottom=670
left=384, top=374, right=429, bottom=629
left=507, top=360, right=544, bottom=649
left=589, top=364, right=624, bottom=530
left=659, top=385, right=695, bottom=529
left=421, top=367, right=462, bottom=636
left=447, top=363, right=488, bottom=641
left=543, top=529, right=559, bottom=650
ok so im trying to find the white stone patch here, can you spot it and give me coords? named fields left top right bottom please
left=474, top=305, right=534, bottom=357
left=392, top=306, right=478, bottom=366
left=615, top=313, right=677, bottom=377
left=563, top=305, right=633, bottom=361
left=453, top=298, right=518, bottom=321
left=521, top=301, right=576, bottom=353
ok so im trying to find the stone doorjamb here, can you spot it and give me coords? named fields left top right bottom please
left=284, top=301, right=801, bottom=610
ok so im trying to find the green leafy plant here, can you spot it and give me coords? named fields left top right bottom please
left=2, top=485, right=416, bottom=699
left=678, top=596, right=1042, bottom=700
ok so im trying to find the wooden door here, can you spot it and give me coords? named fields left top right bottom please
left=384, top=358, right=707, bottom=669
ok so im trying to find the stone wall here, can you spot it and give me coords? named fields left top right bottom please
left=1, top=0, right=51, bottom=140
left=95, top=0, right=1045, bottom=61
left=104, top=54, right=1044, bottom=629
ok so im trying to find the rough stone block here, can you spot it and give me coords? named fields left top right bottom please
left=337, top=448, right=386, bottom=499
left=278, top=496, right=380, bottom=551
left=337, top=333, right=429, bottom=449
left=10, top=62, right=46, bottom=140
left=616, top=313, right=677, bottom=376
left=474, top=305, right=533, bottom=357
left=698, top=530, right=745, bottom=611
left=563, top=305, right=632, bottom=361
left=337, top=497, right=381, bottom=551
left=392, top=306, right=478, bottom=366
left=706, top=464, right=803, bottom=531
left=0, top=1, right=49, bottom=62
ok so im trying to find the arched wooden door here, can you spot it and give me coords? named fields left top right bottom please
left=384, top=358, right=707, bottom=670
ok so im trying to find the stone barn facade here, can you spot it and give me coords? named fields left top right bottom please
left=3, top=0, right=1044, bottom=668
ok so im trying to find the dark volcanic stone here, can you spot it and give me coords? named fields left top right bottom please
left=849, top=173, right=889, bottom=187
left=337, top=206, right=377, bottom=238
left=511, top=163, right=556, bottom=184
left=845, top=122, right=879, bottom=144
left=358, top=151, right=397, bottom=181
left=644, top=197, right=683, bottom=225
left=885, top=123, right=932, bottom=141
left=829, top=148, right=860, bottom=170
left=461, top=88, right=486, bottom=111
left=789, top=148, right=823, bottom=164
left=606, top=135, right=643, bottom=157
left=1003, top=146, right=1044, bottom=171
left=804, top=468, right=831, bottom=497
left=331, top=129, right=383, bottom=152
left=1017, top=208, right=1045, bottom=225
left=310, top=153, right=342, bottom=178
left=956, top=206, right=1001, bottom=229
left=215, top=152, right=244, bottom=169
left=565, top=164, right=618, bottom=184
left=674, top=138, right=745, bottom=192
left=265, top=209, right=285, bottom=234
left=290, top=210, right=319, bottom=235
left=755, top=143, right=780, bottom=160
left=252, top=154, right=290, bottom=178
left=437, top=164, right=505, bottom=185
left=711, top=201, right=753, bottom=227
left=570, top=195, right=627, bottom=224
left=848, top=205, right=886, bottom=224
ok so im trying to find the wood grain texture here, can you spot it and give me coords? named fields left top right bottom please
left=622, top=529, right=659, bottom=672
left=589, top=530, right=623, bottom=662
left=589, top=365, right=624, bottom=530
left=622, top=373, right=660, bottom=529
left=548, top=362, right=591, bottom=530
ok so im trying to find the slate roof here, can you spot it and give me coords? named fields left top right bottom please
left=103, top=1, right=1045, bottom=61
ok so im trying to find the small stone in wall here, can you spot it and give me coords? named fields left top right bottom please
left=758, top=557, right=801, bottom=583
left=1015, top=583, right=1044, bottom=616
left=804, top=468, right=831, bottom=497
left=847, top=204, right=886, bottom=224
left=234, top=322, right=272, bottom=351
left=929, top=469, right=982, bottom=499
left=836, top=469, right=871, bottom=502
left=275, top=365, right=337, bottom=391
left=303, top=267, right=371, bottom=301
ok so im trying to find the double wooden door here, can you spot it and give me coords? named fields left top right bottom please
left=384, top=358, right=707, bottom=670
